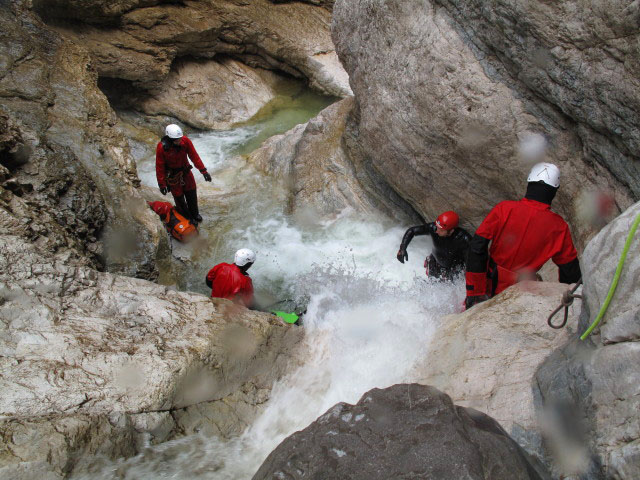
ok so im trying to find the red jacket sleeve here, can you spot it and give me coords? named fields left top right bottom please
left=183, top=137, right=207, bottom=173
left=156, top=143, right=167, bottom=188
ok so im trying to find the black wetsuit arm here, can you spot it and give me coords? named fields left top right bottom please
left=466, top=234, right=490, bottom=273
left=400, top=224, right=430, bottom=251
left=450, top=228, right=473, bottom=267
left=558, top=257, right=581, bottom=284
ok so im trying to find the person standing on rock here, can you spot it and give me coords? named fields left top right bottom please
left=464, top=162, right=581, bottom=309
left=206, top=249, right=256, bottom=308
left=156, top=124, right=211, bottom=225
left=397, top=211, right=472, bottom=281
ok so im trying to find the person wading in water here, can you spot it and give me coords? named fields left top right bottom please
left=397, top=211, right=471, bottom=281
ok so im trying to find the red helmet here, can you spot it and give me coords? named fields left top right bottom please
left=435, top=211, right=459, bottom=230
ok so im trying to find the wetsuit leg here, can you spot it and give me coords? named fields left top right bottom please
left=173, top=194, right=190, bottom=219
left=427, top=255, right=446, bottom=281
left=184, top=189, right=200, bottom=222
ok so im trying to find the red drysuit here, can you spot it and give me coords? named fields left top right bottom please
left=206, top=263, right=254, bottom=308
left=148, top=201, right=172, bottom=218
left=466, top=198, right=580, bottom=298
left=156, top=136, right=207, bottom=197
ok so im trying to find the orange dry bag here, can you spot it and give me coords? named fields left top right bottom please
left=164, top=209, right=197, bottom=242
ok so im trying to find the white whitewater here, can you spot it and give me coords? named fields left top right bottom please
left=81, top=101, right=465, bottom=479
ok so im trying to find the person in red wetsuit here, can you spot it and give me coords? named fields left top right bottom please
left=206, top=249, right=256, bottom=308
left=465, top=162, right=581, bottom=309
left=156, top=124, right=211, bottom=224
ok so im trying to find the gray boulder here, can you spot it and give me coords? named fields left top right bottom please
left=581, top=200, right=640, bottom=344
left=253, top=383, right=549, bottom=480
left=535, top=201, right=640, bottom=479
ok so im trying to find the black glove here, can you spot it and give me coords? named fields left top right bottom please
left=203, top=172, right=212, bottom=182
left=397, top=249, right=408, bottom=263
left=159, top=186, right=168, bottom=195
left=464, top=295, right=489, bottom=310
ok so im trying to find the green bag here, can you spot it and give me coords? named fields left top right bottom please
left=272, top=310, right=299, bottom=324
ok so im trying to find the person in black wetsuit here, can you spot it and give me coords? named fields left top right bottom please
left=396, top=211, right=472, bottom=281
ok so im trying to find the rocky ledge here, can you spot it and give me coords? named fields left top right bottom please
left=0, top=238, right=303, bottom=479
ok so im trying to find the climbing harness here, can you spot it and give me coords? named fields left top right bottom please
left=547, top=278, right=582, bottom=329
left=166, top=170, right=185, bottom=188
left=580, top=212, right=640, bottom=340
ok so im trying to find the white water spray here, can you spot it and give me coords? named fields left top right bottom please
left=82, top=98, right=464, bottom=479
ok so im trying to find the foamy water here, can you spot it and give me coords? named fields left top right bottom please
left=84, top=101, right=465, bottom=479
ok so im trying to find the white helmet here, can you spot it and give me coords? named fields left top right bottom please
left=234, top=248, right=256, bottom=267
left=527, top=162, right=560, bottom=188
left=165, top=124, right=183, bottom=139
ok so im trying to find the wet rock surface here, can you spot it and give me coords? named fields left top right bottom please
left=535, top=201, right=640, bottom=479
left=0, top=238, right=304, bottom=478
left=253, top=383, right=549, bottom=480
left=0, top=3, right=163, bottom=278
left=415, top=282, right=578, bottom=466
left=130, top=57, right=285, bottom=131
left=0, top=6, right=306, bottom=478
left=38, top=0, right=351, bottom=99
left=248, top=97, right=420, bottom=221
left=332, top=0, right=637, bottom=247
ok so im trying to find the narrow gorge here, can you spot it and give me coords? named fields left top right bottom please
left=1, top=1, right=638, bottom=479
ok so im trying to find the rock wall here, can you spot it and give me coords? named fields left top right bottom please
left=130, top=57, right=285, bottom=131
left=36, top=0, right=351, bottom=99
left=332, top=0, right=638, bottom=248
left=248, top=97, right=421, bottom=221
left=0, top=4, right=307, bottom=478
left=1, top=3, right=163, bottom=278
left=535, top=201, right=640, bottom=479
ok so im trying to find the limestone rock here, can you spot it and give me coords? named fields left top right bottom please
left=270, top=0, right=334, bottom=11
left=135, top=57, right=285, bottom=130
left=535, top=201, right=640, bottom=479
left=415, top=282, right=578, bottom=463
left=332, top=0, right=636, bottom=248
left=248, top=97, right=419, bottom=221
left=32, top=0, right=163, bottom=24
left=249, top=97, right=373, bottom=216
left=432, top=0, right=640, bottom=200
left=253, top=384, right=549, bottom=480
left=0, top=238, right=304, bottom=477
left=0, top=4, right=163, bottom=278
left=38, top=0, right=351, bottom=98
left=581, top=200, right=640, bottom=344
